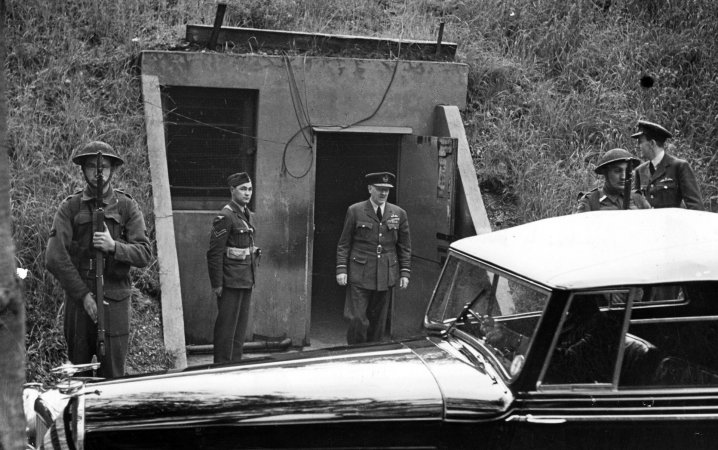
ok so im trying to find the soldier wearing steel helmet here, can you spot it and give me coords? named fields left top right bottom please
left=45, top=141, right=151, bottom=378
left=631, top=120, right=703, bottom=210
left=575, top=148, right=651, bottom=213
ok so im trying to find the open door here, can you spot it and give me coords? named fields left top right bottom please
left=393, top=136, right=458, bottom=338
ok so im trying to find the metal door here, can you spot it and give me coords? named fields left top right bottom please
left=393, top=136, right=458, bottom=338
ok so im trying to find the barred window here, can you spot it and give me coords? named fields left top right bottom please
left=161, top=86, right=258, bottom=200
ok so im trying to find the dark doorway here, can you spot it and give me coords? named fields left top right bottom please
left=311, top=132, right=400, bottom=347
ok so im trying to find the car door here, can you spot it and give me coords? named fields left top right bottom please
left=501, top=284, right=718, bottom=450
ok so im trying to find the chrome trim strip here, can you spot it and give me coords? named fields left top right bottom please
left=508, top=412, right=718, bottom=422
left=74, top=395, right=86, bottom=450
left=631, top=315, right=718, bottom=324
left=87, top=416, right=440, bottom=432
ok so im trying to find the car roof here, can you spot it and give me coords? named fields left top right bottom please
left=450, top=209, right=718, bottom=290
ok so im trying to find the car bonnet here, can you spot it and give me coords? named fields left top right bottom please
left=82, top=344, right=438, bottom=432
left=79, top=340, right=511, bottom=433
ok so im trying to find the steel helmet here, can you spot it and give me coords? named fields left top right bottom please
left=594, top=148, right=640, bottom=174
left=71, top=141, right=124, bottom=166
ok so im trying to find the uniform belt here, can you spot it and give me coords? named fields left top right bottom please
left=356, top=247, right=396, bottom=256
left=226, top=246, right=256, bottom=260
left=78, top=260, right=101, bottom=278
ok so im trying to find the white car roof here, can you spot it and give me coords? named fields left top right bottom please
left=450, top=209, right=718, bottom=290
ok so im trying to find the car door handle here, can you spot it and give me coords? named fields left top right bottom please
left=526, top=414, right=567, bottom=424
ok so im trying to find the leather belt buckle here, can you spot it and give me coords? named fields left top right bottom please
left=376, top=245, right=383, bottom=254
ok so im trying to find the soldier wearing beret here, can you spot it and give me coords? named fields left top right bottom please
left=336, top=172, right=411, bottom=344
left=206, top=172, right=260, bottom=363
left=576, top=148, right=651, bottom=213
left=632, top=120, right=703, bottom=210
left=46, top=141, right=152, bottom=378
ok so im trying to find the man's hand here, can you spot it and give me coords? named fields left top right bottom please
left=83, top=293, right=97, bottom=323
left=336, top=274, right=347, bottom=286
left=93, top=223, right=116, bottom=253
left=213, top=287, right=223, bottom=298
left=399, top=277, right=409, bottom=289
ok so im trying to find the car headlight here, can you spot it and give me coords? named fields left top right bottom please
left=24, top=384, right=71, bottom=447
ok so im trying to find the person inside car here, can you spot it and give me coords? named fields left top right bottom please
left=543, top=295, right=622, bottom=384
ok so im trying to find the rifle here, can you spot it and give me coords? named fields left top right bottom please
left=622, top=163, right=633, bottom=210
left=93, top=151, right=106, bottom=358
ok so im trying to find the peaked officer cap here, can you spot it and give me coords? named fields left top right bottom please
left=71, top=141, right=124, bottom=166
left=227, top=172, right=251, bottom=187
left=594, top=148, right=641, bottom=174
left=365, top=172, right=395, bottom=188
left=631, top=120, right=673, bottom=141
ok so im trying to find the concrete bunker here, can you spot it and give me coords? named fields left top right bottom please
left=141, top=26, right=492, bottom=367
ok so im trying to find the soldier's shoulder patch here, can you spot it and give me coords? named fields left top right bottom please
left=63, top=191, right=82, bottom=203
left=577, top=187, right=598, bottom=201
left=114, top=188, right=134, bottom=199
left=211, top=215, right=230, bottom=238
left=212, top=214, right=229, bottom=225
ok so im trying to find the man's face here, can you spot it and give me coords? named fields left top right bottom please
left=637, top=135, right=654, bottom=159
left=83, top=156, right=113, bottom=188
left=232, top=181, right=253, bottom=206
left=604, top=162, right=629, bottom=191
left=368, top=185, right=390, bottom=205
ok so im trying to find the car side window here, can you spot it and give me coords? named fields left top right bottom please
left=619, top=282, right=718, bottom=389
left=540, top=292, right=629, bottom=388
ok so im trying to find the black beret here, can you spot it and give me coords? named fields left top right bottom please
left=365, top=172, right=395, bottom=188
left=227, top=172, right=251, bottom=187
left=631, top=120, right=673, bottom=141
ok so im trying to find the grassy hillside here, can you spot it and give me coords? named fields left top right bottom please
left=8, top=0, right=717, bottom=381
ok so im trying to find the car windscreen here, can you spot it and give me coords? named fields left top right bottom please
left=426, top=253, right=551, bottom=375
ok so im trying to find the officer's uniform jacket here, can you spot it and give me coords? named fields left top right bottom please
left=634, top=153, right=703, bottom=210
left=336, top=200, right=411, bottom=291
left=575, top=187, right=651, bottom=213
left=207, top=201, right=256, bottom=290
left=45, top=186, right=152, bottom=302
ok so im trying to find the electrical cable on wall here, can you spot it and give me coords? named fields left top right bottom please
left=281, top=126, right=313, bottom=179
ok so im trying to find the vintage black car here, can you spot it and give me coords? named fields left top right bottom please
left=26, top=208, right=718, bottom=449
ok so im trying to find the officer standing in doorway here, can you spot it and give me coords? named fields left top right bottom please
left=207, top=172, right=260, bottom=363
left=576, top=148, right=651, bottom=213
left=46, top=141, right=152, bottom=378
left=632, top=120, right=703, bottom=210
left=336, top=172, right=411, bottom=345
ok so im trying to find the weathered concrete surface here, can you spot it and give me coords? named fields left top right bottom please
left=142, top=51, right=469, bottom=347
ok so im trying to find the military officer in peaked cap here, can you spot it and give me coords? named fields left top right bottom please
left=46, top=141, right=152, bottom=378
left=207, top=172, right=260, bottom=363
left=336, top=172, right=411, bottom=344
left=631, top=120, right=703, bottom=210
left=576, top=148, right=651, bottom=213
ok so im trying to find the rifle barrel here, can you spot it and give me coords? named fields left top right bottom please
left=95, top=152, right=106, bottom=358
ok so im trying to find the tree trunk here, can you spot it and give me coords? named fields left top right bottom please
left=0, top=0, right=27, bottom=447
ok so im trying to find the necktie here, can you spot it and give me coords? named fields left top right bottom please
left=376, top=206, right=382, bottom=221
left=649, top=162, right=655, bottom=176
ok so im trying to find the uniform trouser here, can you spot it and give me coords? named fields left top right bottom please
left=344, top=285, right=391, bottom=345
left=64, top=295, right=130, bottom=378
left=214, top=287, right=252, bottom=363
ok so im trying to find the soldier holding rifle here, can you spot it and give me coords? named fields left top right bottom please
left=46, top=141, right=151, bottom=378
left=575, top=148, right=651, bottom=213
